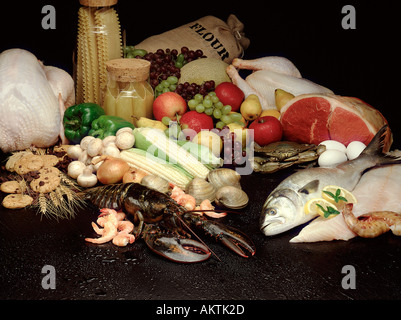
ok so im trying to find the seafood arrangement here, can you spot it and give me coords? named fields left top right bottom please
left=83, top=182, right=255, bottom=263
left=290, top=160, right=401, bottom=243
left=261, top=126, right=401, bottom=241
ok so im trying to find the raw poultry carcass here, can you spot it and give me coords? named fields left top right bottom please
left=226, top=56, right=333, bottom=110
left=0, top=49, right=75, bottom=153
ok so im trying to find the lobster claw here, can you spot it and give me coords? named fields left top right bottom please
left=203, top=220, right=256, bottom=258
left=143, top=225, right=211, bottom=263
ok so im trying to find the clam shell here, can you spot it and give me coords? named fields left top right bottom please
left=185, top=177, right=216, bottom=205
left=207, top=168, right=241, bottom=190
left=141, top=175, right=170, bottom=193
left=215, top=186, right=249, bottom=209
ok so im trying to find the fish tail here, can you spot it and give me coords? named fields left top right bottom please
left=362, top=125, right=389, bottom=156
left=361, top=125, right=401, bottom=165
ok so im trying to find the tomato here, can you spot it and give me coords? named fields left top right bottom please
left=215, top=82, right=245, bottom=112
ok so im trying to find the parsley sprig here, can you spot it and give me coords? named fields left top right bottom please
left=323, top=189, right=348, bottom=203
left=316, top=204, right=340, bottom=218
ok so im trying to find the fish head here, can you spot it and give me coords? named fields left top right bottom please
left=260, top=188, right=304, bottom=236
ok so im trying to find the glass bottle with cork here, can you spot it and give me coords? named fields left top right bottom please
left=103, top=58, right=154, bottom=124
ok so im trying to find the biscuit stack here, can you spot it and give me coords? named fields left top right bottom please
left=1, top=150, right=83, bottom=218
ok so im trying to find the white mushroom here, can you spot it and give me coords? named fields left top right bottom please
left=115, top=131, right=135, bottom=150
left=87, top=138, right=103, bottom=157
left=67, top=144, right=83, bottom=160
left=67, top=160, right=86, bottom=179
left=77, top=167, right=98, bottom=187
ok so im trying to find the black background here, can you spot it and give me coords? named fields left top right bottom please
left=1, top=0, right=400, bottom=149
left=1, top=0, right=401, bottom=310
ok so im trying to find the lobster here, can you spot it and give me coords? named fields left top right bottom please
left=83, top=182, right=256, bottom=263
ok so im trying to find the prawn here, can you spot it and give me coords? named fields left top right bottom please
left=118, top=220, right=134, bottom=233
left=196, top=199, right=227, bottom=218
left=112, top=231, right=135, bottom=246
left=170, top=186, right=196, bottom=211
left=86, top=208, right=135, bottom=246
left=342, top=203, right=401, bottom=238
left=85, top=220, right=118, bottom=244
left=96, top=208, right=123, bottom=228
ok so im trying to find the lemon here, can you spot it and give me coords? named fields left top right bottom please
left=304, top=198, right=340, bottom=218
left=321, top=185, right=357, bottom=209
left=192, top=131, right=222, bottom=157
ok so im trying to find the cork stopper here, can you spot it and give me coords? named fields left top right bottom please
left=79, top=0, right=118, bottom=7
left=106, top=59, right=151, bottom=82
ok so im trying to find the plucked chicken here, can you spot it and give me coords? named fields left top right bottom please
left=0, top=48, right=74, bottom=153
left=226, top=56, right=333, bottom=110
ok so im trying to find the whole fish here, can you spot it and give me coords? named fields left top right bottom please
left=260, top=125, right=400, bottom=236
left=289, top=163, right=401, bottom=243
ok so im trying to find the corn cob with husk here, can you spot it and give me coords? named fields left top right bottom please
left=75, top=5, right=123, bottom=105
left=132, top=127, right=212, bottom=180
left=120, top=148, right=193, bottom=189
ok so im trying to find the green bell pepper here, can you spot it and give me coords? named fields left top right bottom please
left=63, top=103, right=105, bottom=144
left=88, top=115, right=135, bottom=139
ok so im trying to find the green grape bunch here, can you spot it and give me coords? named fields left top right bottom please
left=188, top=92, right=244, bottom=129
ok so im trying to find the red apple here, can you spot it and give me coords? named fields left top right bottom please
left=153, top=92, right=187, bottom=121
left=249, top=116, right=283, bottom=146
left=215, top=82, right=245, bottom=112
left=179, top=111, right=214, bottom=134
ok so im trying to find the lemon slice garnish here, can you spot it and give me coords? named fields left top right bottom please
left=304, top=198, right=340, bottom=218
left=321, top=185, right=357, bottom=210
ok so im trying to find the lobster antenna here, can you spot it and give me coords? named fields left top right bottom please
left=173, top=213, right=221, bottom=262
left=186, top=209, right=241, bottom=215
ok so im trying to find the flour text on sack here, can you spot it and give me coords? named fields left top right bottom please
left=189, top=22, right=229, bottom=61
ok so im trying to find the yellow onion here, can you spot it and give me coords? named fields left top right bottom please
left=122, top=168, right=148, bottom=183
left=96, top=156, right=130, bottom=184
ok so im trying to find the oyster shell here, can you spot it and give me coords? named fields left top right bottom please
left=185, top=177, right=216, bottom=205
left=215, top=186, right=249, bottom=209
left=207, top=168, right=241, bottom=190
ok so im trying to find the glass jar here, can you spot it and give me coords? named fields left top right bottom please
left=103, top=58, right=154, bottom=123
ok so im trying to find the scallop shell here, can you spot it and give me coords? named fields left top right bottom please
left=185, top=177, right=216, bottom=205
left=207, top=168, right=241, bottom=190
left=215, top=186, right=249, bottom=209
left=141, top=175, right=170, bottom=193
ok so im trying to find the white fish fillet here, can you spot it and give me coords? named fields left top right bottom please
left=290, top=164, right=401, bottom=243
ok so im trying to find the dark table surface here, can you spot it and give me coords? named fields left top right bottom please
left=1, top=163, right=400, bottom=302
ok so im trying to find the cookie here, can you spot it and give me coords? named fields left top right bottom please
left=14, top=154, right=44, bottom=175
left=40, top=155, right=59, bottom=167
left=2, top=194, right=33, bottom=209
left=38, top=166, right=60, bottom=177
left=30, top=167, right=61, bottom=193
left=0, top=181, right=24, bottom=194
left=5, top=151, right=32, bottom=172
